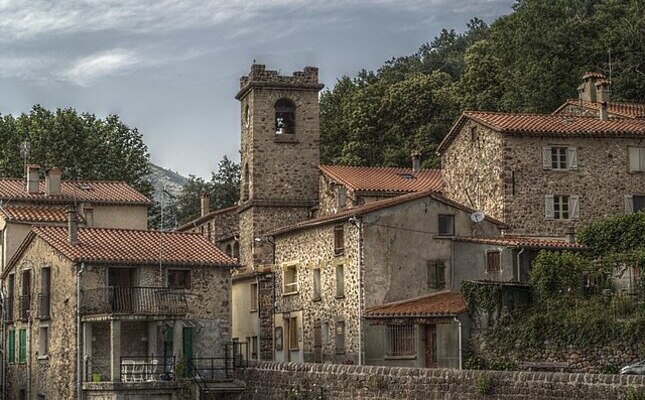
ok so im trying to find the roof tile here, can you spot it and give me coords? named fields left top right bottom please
left=453, top=236, right=586, bottom=249
left=1, top=206, right=83, bottom=224
left=319, top=165, right=442, bottom=193
left=557, top=99, right=645, bottom=119
left=364, top=291, right=466, bottom=318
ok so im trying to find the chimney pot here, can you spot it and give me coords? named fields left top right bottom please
left=45, top=167, right=62, bottom=196
left=201, top=192, right=210, bottom=216
left=411, top=151, right=421, bottom=173
left=67, top=206, right=78, bottom=245
left=26, top=164, right=41, bottom=194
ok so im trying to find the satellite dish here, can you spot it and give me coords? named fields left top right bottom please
left=470, top=211, right=485, bottom=223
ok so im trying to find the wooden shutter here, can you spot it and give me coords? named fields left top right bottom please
left=545, top=195, right=555, bottom=220
left=629, top=147, right=641, bottom=172
left=542, top=146, right=552, bottom=169
left=625, top=195, right=634, bottom=214
left=567, top=147, right=578, bottom=169
left=570, top=195, right=580, bottom=220
left=436, top=262, right=446, bottom=289
left=8, top=330, right=15, bottom=363
left=18, top=329, right=26, bottom=363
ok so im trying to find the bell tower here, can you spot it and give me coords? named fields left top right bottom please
left=236, top=64, right=324, bottom=266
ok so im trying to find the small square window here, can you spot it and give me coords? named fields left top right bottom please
left=167, top=269, right=191, bottom=289
left=438, top=215, right=455, bottom=236
left=486, top=251, right=501, bottom=273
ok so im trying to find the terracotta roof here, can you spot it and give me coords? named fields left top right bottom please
left=553, top=99, right=645, bottom=119
left=0, top=179, right=150, bottom=205
left=583, top=71, right=607, bottom=79
left=453, top=236, right=586, bottom=250
left=438, top=111, right=645, bottom=153
left=4, top=226, right=237, bottom=275
left=319, top=165, right=442, bottom=193
left=271, top=190, right=506, bottom=236
left=364, top=291, right=466, bottom=318
left=175, top=205, right=238, bottom=232
left=1, top=206, right=83, bottom=224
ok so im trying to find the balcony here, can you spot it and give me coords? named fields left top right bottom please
left=80, top=287, right=188, bottom=318
left=19, top=295, right=30, bottom=321
left=38, top=293, right=50, bottom=319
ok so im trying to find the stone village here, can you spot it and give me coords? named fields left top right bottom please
left=1, top=65, right=645, bottom=399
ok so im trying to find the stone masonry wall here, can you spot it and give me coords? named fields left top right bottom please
left=236, top=361, right=645, bottom=400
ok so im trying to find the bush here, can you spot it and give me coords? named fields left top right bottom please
left=529, top=251, right=592, bottom=300
left=474, top=373, right=493, bottom=396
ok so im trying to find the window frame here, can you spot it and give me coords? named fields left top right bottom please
left=437, top=214, right=455, bottom=236
left=39, top=325, right=49, bottom=358
left=633, top=195, right=645, bottom=213
left=628, top=147, right=645, bottom=172
left=335, top=264, right=345, bottom=298
left=333, top=224, right=345, bottom=256
left=249, top=282, right=258, bottom=312
left=167, top=269, right=191, bottom=290
left=8, top=329, right=15, bottom=364
left=18, top=328, right=27, bottom=364
left=282, top=264, right=298, bottom=295
left=485, top=250, right=501, bottom=274
left=553, top=195, right=570, bottom=220
left=288, top=317, right=299, bottom=350
left=385, top=325, right=416, bottom=359
left=550, top=146, right=568, bottom=170
left=335, top=321, right=345, bottom=355
left=312, top=268, right=321, bottom=301
left=427, top=260, right=446, bottom=289
left=274, top=98, right=296, bottom=135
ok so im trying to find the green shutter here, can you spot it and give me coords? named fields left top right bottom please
left=8, top=330, right=15, bottom=363
left=18, top=329, right=26, bottom=363
left=182, top=327, right=194, bottom=361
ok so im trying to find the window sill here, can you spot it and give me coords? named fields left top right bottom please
left=38, top=355, right=49, bottom=361
left=274, top=134, right=298, bottom=144
left=333, top=253, right=345, bottom=257
left=282, top=291, right=299, bottom=297
left=312, top=297, right=321, bottom=303
left=335, top=295, right=345, bottom=300
left=249, top=309, right=258, bottom=313
left=289, top=348, right=300, bottom=352
left=384, top=355, right=416, bottom=360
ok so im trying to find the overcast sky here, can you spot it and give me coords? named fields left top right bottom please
left=0, top=0, right=513, bottom=178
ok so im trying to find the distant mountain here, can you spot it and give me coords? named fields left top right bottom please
left=147, top=163, right=189, bottom=201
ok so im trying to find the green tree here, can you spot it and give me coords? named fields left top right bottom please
left=529, top=251, right=592, bottom=299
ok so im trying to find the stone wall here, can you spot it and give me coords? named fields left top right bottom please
left=236, top=361, right=645, bottom=399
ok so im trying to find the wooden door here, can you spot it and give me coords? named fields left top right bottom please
left=108, top=268, right=134, bottom=313
left=424, top=325, right=437, bottom=368
left=313, top=322, right=322, bottom=363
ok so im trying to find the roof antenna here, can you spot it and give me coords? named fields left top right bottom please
left=20, top=141, right=31, bottom=179
left=608, top=48, right=612, bottom=95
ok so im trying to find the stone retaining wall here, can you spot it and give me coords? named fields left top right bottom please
left=236, top=361, right=645, bottom=399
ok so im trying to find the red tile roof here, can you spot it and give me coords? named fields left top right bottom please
left=364, top=291, right=466, bottom=318
left=453, top=236, right=586, bottom=250
left=4, top=226, right=237, bottom=275
left=583, top=71, right=607, bottom=80
left=1, top=206, right=83, bottom=224
left=271, top=190, right=506, bottom=236
left=438, top=111, right=645, bottom=153
left=176, top=205, right=238, bottom=232
left=0, top=179, right=150, bottom=205
left=319, top=165, right=442, bottom=193
left=553, top=99, right=645, bottom=119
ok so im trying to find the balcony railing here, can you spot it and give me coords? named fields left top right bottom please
left=38, top=293, right=50, bottom=320
left=80, top=287, right=188, bottom=317
left=19, top=295, right=30, bottom=321
left=5, top=299, right=13, bottom=322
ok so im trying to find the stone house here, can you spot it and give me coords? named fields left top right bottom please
left=269, top=190, right=505, bottom=368
left=0, top=164, right=150, bottom=273
left=438, top=110, right=645, bottom=237
left=1, top=216, right=236, bottom=400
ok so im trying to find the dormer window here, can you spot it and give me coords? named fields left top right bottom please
left=275, top=98, right=295, bottom=135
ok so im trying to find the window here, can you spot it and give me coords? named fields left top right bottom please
left=427, top=260, right=446, bottom=289
left=335, top=321, right=345, bottom=355
left=629, top=147, right=645, bottom=172
left=20, top=269, right=31, bottom=321
left=167, top=269, right=191, bottom=289
left=283, top=265, right=298, bottom=295
left=8, top=330, right=15, bottom=363
left=334, top=225, right=345, bottom=256
left=486, top=251, right=501, bottom=273
left=437, top=214, right=455, bottom=236
left=7, top=274, right=14, bottom=322
left=625, top=195, right=645, bottom=214
left=470, top=126, right=478, bottom=142
left=251, top=336, right=258, bottom=359
left=386, top=325, right=416, bottom=357
left=18, top=329, right=26, bottom=363
left=288, top=317, right=299, bottom=350
left=225, top=244, right=233, bottom=257
left=543, top=146, right=577, bottom=170
left=312, top=268, right=321, bottom=301
left=244, top=104, right=250, bottom=128
left=39, top=267, right=51, bottom=320
left=275, top=98, right=295, bottom=135
left=249, top=283, right=258, bottom=312
left=39, top=326, right=48, bottom=357
left=545, top=194, right=579, bottom=220
left=335, top=265, right=345, bottom=298
left=233, top=243, right=240, bottom=260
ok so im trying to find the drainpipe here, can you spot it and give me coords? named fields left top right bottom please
left=27, top=316, right=31, bottom=400
left=349, top=216, right=363, bottom=365
left=453, top=317, right=462, bottom=370
left=516, top=248, right=525, bottom=283
left=1, top=288, right=6, bottom=400
left=77, top=263, right=85, bottom=400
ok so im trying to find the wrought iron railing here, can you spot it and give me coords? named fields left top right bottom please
left=80, top=287, right=188, bottom=316
left=85, top=357, right=111, bottom=382
left=38, top=293, right=50, bottom=319
left=18, top=295, right=30, bottom=321
left=120, top=356, right=175, bottom=382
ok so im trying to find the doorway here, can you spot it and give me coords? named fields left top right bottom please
left=313, top=321, right=322, bottom=363
left=424, top=324, right=437, bottom=368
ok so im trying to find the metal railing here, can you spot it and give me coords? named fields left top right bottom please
left=80, top=287, right=188, bottom=316
left=18, top=295, right=30, bottom=321
left=188, top=342, right=248, bottom=393
left=85, top=357, right=111, bottom=382
left=120, top=356, right=175, bottom=382
left=38, top=292, right=50, bottom=319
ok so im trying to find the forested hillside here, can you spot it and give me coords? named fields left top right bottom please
left=320, top=0, right=645, bottom=168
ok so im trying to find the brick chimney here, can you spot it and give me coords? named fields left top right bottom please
left=201, top=192, right=210, bottom=216
left=578, top=72, right=606, bottom=103
left=599, top=101, right=609, bottom=121
left=26, top=164, right=41, bottom=194
left=45, top=167, right=62, bottom=196
left=84, top=205, right=94, bottom=227
left=67, top=206, right=78, bottom=245
left=595, top=79, right=611, bottom=104
left=411, top=151, right=421, bottom=173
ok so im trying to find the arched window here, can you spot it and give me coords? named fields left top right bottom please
left=244, top=104, right=250, bottom=128
left=226, top=244, right=233, bottom=257
left=274, top=98, right=295, bottom=135
left=242, top=163, right=249, bottom=200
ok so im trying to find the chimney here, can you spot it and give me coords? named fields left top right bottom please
left=26, top=164, right=41, bottom=194
left=411, top=151, right=421, bottom=173
left=45, top=167, right=62, bottom=196
left=200, top=192, right=210, bottom=216
left=67, top=206, right=78, bottom=245
left=565, top=227, right=576, bottom=244
left=84, top=205, right=94, bottom=227
left=579, top=72, right=606, bottom=103
left=600, top=101, right=609, bottom=121
left=595, top=79, right=611, bottom=104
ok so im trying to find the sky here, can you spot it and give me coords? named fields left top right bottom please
left=0, top=0, right=514, bottom=179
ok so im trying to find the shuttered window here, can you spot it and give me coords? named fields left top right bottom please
left=545, top=195, right=579, bottom=220
left=628, top=147, right=645, bottom=172
left=486, top=251, right=501, bottom=273
left=427, top=260, right=446, bottom=289
left=543, top=146, right=577, bottom=170
left=18, top=329, right=26, bottom=364
left=8, top=330, right=15, bottom=363
left=625, top=195, right=645, bottom=214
